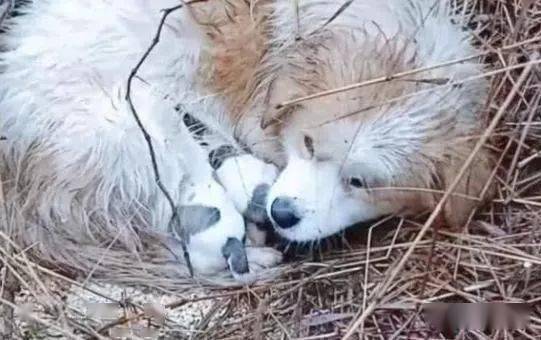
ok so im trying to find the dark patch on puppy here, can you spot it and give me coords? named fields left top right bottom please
left=182, top=113, right=209, bottom=138
left=245, top=183, right=271, bottom=225
left=221, top=237, right=249, bottom=275
left=244, top=183, right=282, bottom=246
left=209, top=144, right=238, bottom=170
left=181, top=112, right=241, bottom=169
left=174, top=205, right=221, bottom=237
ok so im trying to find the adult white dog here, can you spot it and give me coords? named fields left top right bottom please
left=0, top=0, right=493, bottom=281
left=0, top=0, right=280, bottom=282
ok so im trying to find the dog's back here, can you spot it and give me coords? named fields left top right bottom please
left=0, top=0, right=244, bottom=274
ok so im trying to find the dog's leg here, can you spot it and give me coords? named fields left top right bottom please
left=214, top=155, right=278, bottom=215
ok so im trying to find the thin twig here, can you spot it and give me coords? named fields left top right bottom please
left=0, top=261, right=18, bottom=339
left=307, top=0, right=356, bottom=36
left=0, top=0, right=13, bottom=27
left=315, top=57, right=541, bottom=127
left=125, top=3, right=190, bottom=275
left=276, top=36, right=541, bottom=109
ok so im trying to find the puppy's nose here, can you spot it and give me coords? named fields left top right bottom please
left=270, top=197, right=301, bottom=229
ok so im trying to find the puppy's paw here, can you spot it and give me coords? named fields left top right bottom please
left=245, top=246, right=283, bottom=270
left=245, top=222, right=267, bottom=247
left=228, top=246, right=282, bottom=285
left=221, top=237, right=283, bottom=284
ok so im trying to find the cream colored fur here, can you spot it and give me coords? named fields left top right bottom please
left=197, top=0, right=494, bottom=240
left=0, top=0, right=493, bottom=283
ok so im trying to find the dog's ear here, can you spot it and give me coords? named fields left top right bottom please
left=437, top=148, right=495, bottom=228
left=175, top=205, right=221, bottom=237
left=260, top=104, right=294, bottom=129
left=260, top=77, right=300, bottom=129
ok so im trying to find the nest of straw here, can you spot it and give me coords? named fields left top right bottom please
left=1, top=0, right=541, bottom=339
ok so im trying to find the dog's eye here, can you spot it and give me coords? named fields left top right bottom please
left=348, top=177, right=364, bottom=188
left=304, top=135, right=314, bottom=158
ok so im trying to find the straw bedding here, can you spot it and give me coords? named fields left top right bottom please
left=1, top=0, right=540, bottom=338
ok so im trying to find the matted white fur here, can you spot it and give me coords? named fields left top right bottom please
left=0, top=0, right=277, bottom=280
left=1, top=0, right=492, bottom=283
left=216, top=154, right=278, bottom=214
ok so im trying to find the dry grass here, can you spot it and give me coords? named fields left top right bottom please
left=1, top=0, right=541, bottom=339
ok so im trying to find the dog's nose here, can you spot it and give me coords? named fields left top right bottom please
left=270, top=197, right=301, bottom=229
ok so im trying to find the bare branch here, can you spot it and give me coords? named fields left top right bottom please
left=125, top=1, right=208, bottom=277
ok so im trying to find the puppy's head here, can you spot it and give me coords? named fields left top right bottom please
left=175, top=176, right=247, bottom=277
left=265, top=107, right=398, bottom=242
left=248, top=16, right=494, bottom=242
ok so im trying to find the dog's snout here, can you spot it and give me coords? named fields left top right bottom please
left=270, top=197, right=301, bottom=229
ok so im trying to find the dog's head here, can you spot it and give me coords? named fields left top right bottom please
left=264, top=92, right=412, bottom=241
left=264, top=90, right=492, bottom=242
left=197, top=1, right=493, bottom=243
left=258, top=37, right=491, bottom=242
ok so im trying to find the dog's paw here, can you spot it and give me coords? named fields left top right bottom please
left=229, top=246, right=282, bottom=285
left=246, top=246, right=283, bottom=270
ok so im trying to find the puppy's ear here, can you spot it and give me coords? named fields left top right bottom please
left=175, top=205, right=221, bottom=237
left=437, top=148, right=495, bottom=228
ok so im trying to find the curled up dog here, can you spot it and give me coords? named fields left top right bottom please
left=0, top=0, right=493, bottom=284
left=0, top=0, right=280, bottom=284
left=191, top=0, right=495, bottom=242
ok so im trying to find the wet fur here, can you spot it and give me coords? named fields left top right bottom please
left=195, top=0, right=494, bottom=239
left=0, top=0, right=253, bottom=278
left=0, top=0, right=494, bottom=279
